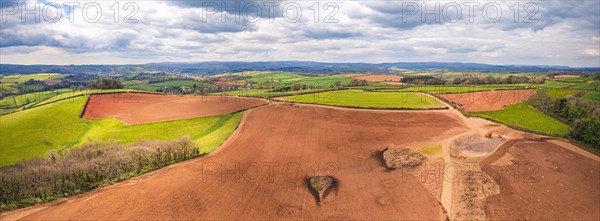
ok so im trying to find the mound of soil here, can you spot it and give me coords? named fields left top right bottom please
left=451, top=133, right=507, bottom=158
left=382, top=147, right=426, bottom=169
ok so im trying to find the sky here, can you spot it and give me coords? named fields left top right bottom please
left=0, top=0, right=599, bottom=67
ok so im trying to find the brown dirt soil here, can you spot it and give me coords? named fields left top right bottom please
left=481, top=138, right=600, bottom=220
left=439, top=89, right=535, bottom=112
left=82, top=93, right=268, bottom=125
left=554, top=75, right=581, bottom=78
left=12, top=103, right=469, bottom=220
left=343, top=74, right=403, bottom=83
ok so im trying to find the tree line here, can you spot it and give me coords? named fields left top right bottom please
left=531, top=90, right=600, bottom=149
left=0, top=137, right=201, bottom=210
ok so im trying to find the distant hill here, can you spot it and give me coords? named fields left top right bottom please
left=1, top=61, right=598, bottom=75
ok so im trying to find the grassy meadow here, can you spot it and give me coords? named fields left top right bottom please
left=472, top=101, right=570, bottom=135
left=280, top=90, right=446, bottom=109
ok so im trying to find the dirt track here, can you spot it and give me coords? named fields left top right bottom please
left=82, top=93, right=268, bottom=125
left=439, top=89, right=535, bottom=112
left=12, top=103, right=469, bottom=220
left=481, top=138, right=600, bottom=220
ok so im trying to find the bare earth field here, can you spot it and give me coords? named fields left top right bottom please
left=439, top=89, right=535, bottom=112
left=481, top=138, right=600, bottom=220
left=343, top=74, right=403, bottom=83
left=553, top=74, right=582, bottom=78
left=11, top=103, right=469, bottom=220
left=82, top=93, right=268, bottom=125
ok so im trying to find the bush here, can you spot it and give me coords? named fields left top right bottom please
left=88, top=78, right=123, bottom=89
left=0, top=137, right=201, bottom=210
left=570, top=116, right=600, bottom=149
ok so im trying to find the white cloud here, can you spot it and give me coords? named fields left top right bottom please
left=0, top=0, right=599, bottom=67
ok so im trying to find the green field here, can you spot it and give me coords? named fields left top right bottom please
left=0, top=73, right=63, bottom=83
left=552, top=77, right=589, bottom=83
left=0, top=89, right=71, bottom=109
left=0, top=94, right=242, bottom=166
left=124, top=80, right=215, bottom=91
left=544, top=88, right=580, bottom=99
left=539, top=80, right=580, bottom=88
left=571, top=80, right=599, bottom=91
left=396, top=85, right=527, bottom=94
left=217, top=88, right=332, bottom=98
left=472, top=101, right=570, bottom=135
left=220, top=72, right=352, bottom=88
left=280, top=90, right=445, bottom=109
left=581, top=91, right=600, bottom=103
left=0, top=84, right=18, bottom=95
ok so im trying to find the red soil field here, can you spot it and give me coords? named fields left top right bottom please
left=481, top=138, right=600, bottom=220
left=343, top=74, right=403, bottom=83
left=16, top=103, right=469, bottom=220
left=439, top=89, right=535, bottom=112
left=82, top=93, right=268, bottom=125
left=554, top=74, right=581, bottom=78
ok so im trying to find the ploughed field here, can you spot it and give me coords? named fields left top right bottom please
left=439, top=89, right=535, bottom=112
left=343, top=74, right=403, bottom=83
left=16, top=103, right=469, bottom=220
left=481, top=138, right=600, bottom=220
left=82, top=93, right=268, bottom=125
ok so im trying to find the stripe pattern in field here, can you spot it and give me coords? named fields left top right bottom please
left=439, top=89, right=535, bottom=112
left=82, top=93, right=268, bottom=125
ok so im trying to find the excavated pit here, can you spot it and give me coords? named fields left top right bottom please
left=307, top=176, right=336, bottom=205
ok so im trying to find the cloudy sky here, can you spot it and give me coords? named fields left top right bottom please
left=1, top=0, right=599, bottom=66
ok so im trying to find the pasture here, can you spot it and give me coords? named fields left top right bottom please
left=472, top=101, right=570, bottom=135
left=279, top=90, right=446, bottom=109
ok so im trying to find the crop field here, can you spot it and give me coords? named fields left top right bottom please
left=279, top=90, right=446, bottom=109
left=13, top=103, right=469, bottom=220
left=218, top=72, right=353, bottom=88
left=0, top=73, right=64, bottom=83
left=343, top=74, right=403, bottom=83
left=582, top=91, right=600, bottom=103
left=439, top=89, right=535, bottom=112
left=539, top=80, right=580, bottom=88
left=544, top=88, right=581, bottom=99
left=83, top=93, right=268, bottom=125
left=0, top=84, right=18, bottom=95
left=571, top=80, right=600, bottom=91
left=218, top=88, right=333, bottom=98
left=0, top=89, right=71, bottom=109
left=124, top=80, right=214, bottom=91
left=0, top=93, right=245, bottom=166
left=2, top=72, right=599, bottom=221
left=396, top=85, right=527, bottom=94
left=552, top=76, right=589, bottom=82
left=482, top=138, right=599, bottom=220
left=472, top=101, right=570, bottom=135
